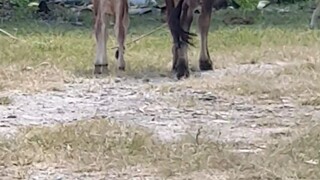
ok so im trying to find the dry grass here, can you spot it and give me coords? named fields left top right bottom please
left=0, top=64, right=70, bottom=93
left=0, top=96, right=11, bottom=105
left=162, top=46, right=320, bottom=106
left=213, top=58, right=320, bottom=105
left=0, top=119, right=319, bottom=179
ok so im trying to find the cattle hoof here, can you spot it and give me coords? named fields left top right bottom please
left=94, top=64, right=108, bottom=75
left=199, top=60, right=213, bottom=71
left=175, top=62, right=189, bottom=80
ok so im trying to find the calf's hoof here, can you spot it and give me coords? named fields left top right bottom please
left=199, top=60, right=213, bottom=71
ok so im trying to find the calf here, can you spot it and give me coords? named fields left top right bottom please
left=92, top=0, right=129, bottom=74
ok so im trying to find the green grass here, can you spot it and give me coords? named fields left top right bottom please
left=1, top=5, right=319, bottom=76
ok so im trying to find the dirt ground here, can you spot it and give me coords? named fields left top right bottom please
left=0, top=62, right=317, bottom=179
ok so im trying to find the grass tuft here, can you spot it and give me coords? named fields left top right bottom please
left=0, top=120, right=319, bottom=178
left=0, top=96, right=11, bottom=105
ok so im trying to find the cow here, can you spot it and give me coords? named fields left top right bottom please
left=257, top=0, right=320, bottom=29
left=165, top=0, right=215, bottom=79
left=92, top=0, right=129, bottom=74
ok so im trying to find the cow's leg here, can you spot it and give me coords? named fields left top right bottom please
left=114, top=1, right=129, bottom=71
left=175, top=2, right=195, bottom=72
left=198, top=0, right=213, bottom=71
left=171, top=45, right=178, bottom=72
left=174, top=45, right=190, bottom=79
left=310, top=1, right=320, bottom=29
left=165, top=0, right=179, bottom=73
left=166, top=0, right=197, bottom=79
left=94, top=8, right=109, bottom=74
left=172, top=3, right=193, bottom=73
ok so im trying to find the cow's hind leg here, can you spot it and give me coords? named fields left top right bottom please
left=94, top=7, right=109, bottom=74
left=198, top=0, right=213, bottom=71
left=172, top=2, right=194, bottom=76
left=167, top=0, right=197, bottom=79
left=114, top=1, right=129, bottom=71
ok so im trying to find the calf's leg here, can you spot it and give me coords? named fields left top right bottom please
left=94, top=6, right=109, bottom=74
left=114, top=1, right=129, bottom=70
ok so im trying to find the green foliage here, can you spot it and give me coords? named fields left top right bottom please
left=10, top=0, right=32, bottom=7
left=236, top=0, right=260, bottom=10
left=235, top=0, right=310, bottom=10
left=7, top=0, right=35, bottom=20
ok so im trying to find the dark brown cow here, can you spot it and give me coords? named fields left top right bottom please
left=165, top=0, right=214, bottom=79
left=92, top=0, right=129, bottom=74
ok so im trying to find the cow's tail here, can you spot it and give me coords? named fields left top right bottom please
left=166, top=0, right=196, bottom=47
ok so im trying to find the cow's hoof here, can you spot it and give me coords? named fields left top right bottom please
left=199, top=59, right=213, bottom=71
left=175, top=61, right=190, bottom=80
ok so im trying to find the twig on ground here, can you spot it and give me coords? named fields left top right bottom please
left=0, top=28, right=22, bottom=41
left=108, top=23, right=167, bottom=50
left=195, top=126, right=203, bottom=145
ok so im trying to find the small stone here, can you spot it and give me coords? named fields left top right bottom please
left=114, top=78, right=121, bottom=83
left=22, top=66, right=33, bottom=71
left=7, top=115, right=17, bottom=118
left=55, top=176, right=63, bottom=180
left=142, top=78, right=150, bottom=83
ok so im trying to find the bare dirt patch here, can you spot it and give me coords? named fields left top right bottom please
left=0, top=63, right=313, bottom=143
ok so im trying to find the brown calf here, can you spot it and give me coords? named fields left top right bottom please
left=165, top=0, right=214, bottom=79
left=92, top=0, right=129, bottom=74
